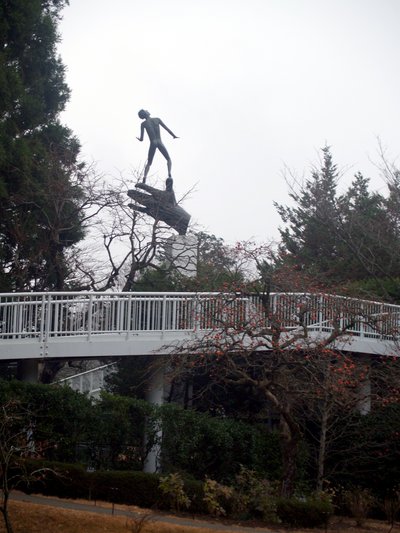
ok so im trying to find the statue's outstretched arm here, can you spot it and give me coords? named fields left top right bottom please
left=136, top=123, right=145, bottom=141
left=159, top=119, right=178, bottom=139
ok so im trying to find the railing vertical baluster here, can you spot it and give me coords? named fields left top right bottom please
left=138, top=299, right=142, bottom=331
left=115, top=297, right=120, bottom=331
left=172, top=298, right=181, bottom=330
left=53, top=298, right=59, bottom=337
left=88, top=294, right=93, bottom=340
left=161, top=295, right=167, bottom=332
left=44, top=294, right=52, bottom=345
left=194, top=296, right=200, bottom=331
left=119, top=297, right=125, bottom=333
left=39, top=295, right=46, bottom=344
left=359, top=303, right=364, bottom=338
left=125, top=294, right=132, bottom=339
left=147, top=298, right=151, bottom=330
left=336, top=301, right=349, bottom=331
left=319, top=295, right=323, bottom=332
left=35, top=299, right=40, bottom=336
left=12, top=298, right=18, bottom=339
left=245, top=297, right=250, bottom=324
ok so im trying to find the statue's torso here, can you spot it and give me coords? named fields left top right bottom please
left=144, top=118, right=162, bottom=143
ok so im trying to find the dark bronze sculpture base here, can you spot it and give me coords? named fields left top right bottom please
left=127, top=179, right=190, bottom=236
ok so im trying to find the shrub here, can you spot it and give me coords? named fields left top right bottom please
left=203, top=477, right=233, bottom=517
left=276, top=494, right=333, bottom=528
left=381, top=490, right=400, bottom=531
left=159, top=473, right=191, bottom=512
left=22, top=459, right=162, bottom=507
left=344, top=487, right=374, bottom=527
left=22, top=459, right=210, bottom=513
left=183, top=477, right=207, bottom=514
left=23, top=460, right=89, bottom=499
left=89, top=470, right=161, bottom=508
left=329, top=405, right=400, bottom=496
left=160, top=403, right=282, bottom=482
left=232, top=466, right=278, bottom=522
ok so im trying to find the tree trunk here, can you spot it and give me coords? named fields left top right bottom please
left=316, top=399, right=329, bottom=492
left=1, top=499, right=14, bottom=533
left=279, top=417, right=301, bottom=497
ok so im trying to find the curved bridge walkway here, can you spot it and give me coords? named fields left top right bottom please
left=1, top=291, right=399, bottom=363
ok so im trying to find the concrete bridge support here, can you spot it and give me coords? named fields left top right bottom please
left=357, top=355, right=372, bottom=415
left=143, top=362, right=165, bottom=473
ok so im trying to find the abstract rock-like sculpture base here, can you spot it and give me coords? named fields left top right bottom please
left=127, top=180, right=190, bottom=235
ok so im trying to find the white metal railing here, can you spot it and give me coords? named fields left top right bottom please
left=57, top=362, right=117, bottom=397
left=0, top=291, right=399, bottom=343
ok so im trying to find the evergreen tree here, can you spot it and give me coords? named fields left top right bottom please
left=276, top=148, right=400, bottom=288
left=193, top=231, right=244, bottom=290
left=384, top=168, right=400, bottom=252
left=275, top=146, right=341, bottom=279
left=0, top=0, right=85, bottom=291
left=337, top=172, right=397, bottom=281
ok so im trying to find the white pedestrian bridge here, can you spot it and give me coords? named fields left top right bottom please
left=0, top=291, right=399, bottom=362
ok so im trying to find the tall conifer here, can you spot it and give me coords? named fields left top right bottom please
left=0, top=0, right=84, bottom=290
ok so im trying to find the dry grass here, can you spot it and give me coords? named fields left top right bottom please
left=1, top=499, right=399, bottom=533
left=0, top=501, right=215, bottom=533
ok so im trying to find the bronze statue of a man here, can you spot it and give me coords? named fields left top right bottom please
left=137, top=109, right=178, bottom=183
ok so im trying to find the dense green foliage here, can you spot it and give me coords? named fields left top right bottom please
left=276, top=146, right=400, bottom=299
left=0, top=380, right=283, bottom=479
left=328, top=404, right=400, bottom=496
left=0, top=379, right=94, bottom=461
left=276, top=495, right=333, bottom=527
left=2, top=379, right=400, bottom=497
left=161, top=402, right=282, bottom=482
left=105, top=355, right=153, bottom=399
left=0, top=0, right=85, bottom=290
left=276, top=146, right=340, bottom=278
left=21, top=459, right=336, bottom=525
left=23, top=460, right=166, bottom=507
left=2, top=378, right=400, bottom=527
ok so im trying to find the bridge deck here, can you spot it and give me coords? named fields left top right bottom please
left=0, top=291, right=399, bottom=360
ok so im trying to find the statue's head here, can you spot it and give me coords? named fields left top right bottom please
left=138, top=109, right=150, bottom=119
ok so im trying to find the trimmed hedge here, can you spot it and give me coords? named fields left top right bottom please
left=86, top=470, right=162, bottom=508
left=21, top=459, right=333, bottom=527
left=22, top=459, right=205, bottom=512
left=276, top=496, right=333, bottom=528
left=24, top=461, right=89, bottom=500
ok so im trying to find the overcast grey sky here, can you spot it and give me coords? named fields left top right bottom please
left=58, top=0, right=400, bottom=244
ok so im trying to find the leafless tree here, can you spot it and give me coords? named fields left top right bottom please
left=0, top=400, right=54, bottom=533
left=68, top=172, right=198, bottom=292
left=166, top=244, right=399, bottom=496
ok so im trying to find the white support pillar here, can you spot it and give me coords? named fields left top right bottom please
left=357, top=355, right=372, bottom=415
left=164, top=234, right=198, bottom=277
left=143, top=363, right=165, bottom=473
left=357, top=376, right=372, bottom=415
